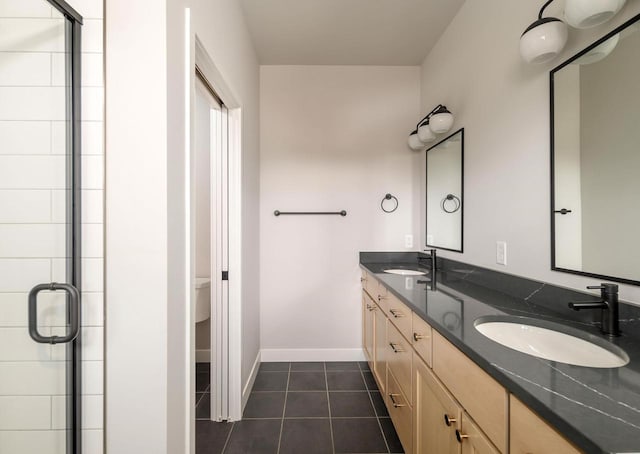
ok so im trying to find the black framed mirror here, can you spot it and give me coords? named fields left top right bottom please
left=550, top=13, right=640, bottom=286
left=426, top=128, right=464, bottom=252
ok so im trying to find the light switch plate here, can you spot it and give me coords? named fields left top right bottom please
left=496, top=241, right=507, bottom=265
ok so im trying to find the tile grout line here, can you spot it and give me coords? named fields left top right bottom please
left=276, top=363, right=291, bottom=454
left=220, top=421, right=235, bottom=454
left=360, top=363, right=391, bottom=454
left=325, top=362, right=336, bottom=454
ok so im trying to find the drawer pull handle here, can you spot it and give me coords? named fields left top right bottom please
left=444, top=414, right=457, bottom=426
left=389, top=309, right=405, bottom=318
left=389, top=342, right=404, bottom=353
left=368, top=305, right=376, bottom=312
left=413, top=332, right=428, bottom=341
left=389, top=393, right=405, bottom=408
left=377, top=295, right=387, bottom=302
left=455, top=429, right=468, bottom=443
left=360, top=277, right=366, bottom=282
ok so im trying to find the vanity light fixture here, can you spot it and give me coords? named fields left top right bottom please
left=408, top=104, right=454, bottom=151
left=408, top=129, right=424, bottom=151
left=521, top=0, right=627, bottom=64
left=565, top=0, right=627, bottom=29
left=520, top=0, right=568, bottom=64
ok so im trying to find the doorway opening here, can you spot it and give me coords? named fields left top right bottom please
left=194, top=67, right=230, bottom=422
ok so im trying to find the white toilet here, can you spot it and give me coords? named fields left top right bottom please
left=195, top=277, right=211, bottom=323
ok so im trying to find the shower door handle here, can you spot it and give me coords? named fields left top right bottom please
left=28, top=283, right=80, bottom=344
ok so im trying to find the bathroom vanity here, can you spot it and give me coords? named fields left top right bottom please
left=360, top=252, right=640, bottom=454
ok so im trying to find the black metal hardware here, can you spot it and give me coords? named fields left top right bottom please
left=554, top=208, right=572, bottom=215
left=419, top=249, right=437, bottom=272
left=389, top=309, right=404, bottom=318
left=388, top=393, right=405, bottom=408
left=568, top=283, right=620, bottom=336
left=441, top=194, right=461, bottom=214
left=222, top=271, right=229, bottom=281
left=29, top=283, right=81, bottom=344
left=380, top=193, right=399, bottom=213
left=274, top=210, right=346, bottom=217
left=455, top=429, right=468, bottom=443
left=444, top=414, right=456, bottom=426
left=389, top=342, right=404, bottom=353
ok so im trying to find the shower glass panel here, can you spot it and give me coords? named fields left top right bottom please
left=0, top=1, right=82, bottom=453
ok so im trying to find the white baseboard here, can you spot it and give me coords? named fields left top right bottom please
left=260, top=348, right=366, bottom=362
left=196, top=349, right=211, bottom=363
left=242, top=351, right=261, bottom=412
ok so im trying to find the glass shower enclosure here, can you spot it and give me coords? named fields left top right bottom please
left=0, top=1, right=83, bottom=453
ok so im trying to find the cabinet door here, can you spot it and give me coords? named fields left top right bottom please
left=459, top=412, right=500, bottom=454
left=413, top=355, right=461, bottom=454
left=510, top=396, right=582, bottom=454
left=362, top=292, right=375, bottom=363
left=374, top=307, right=387, bottom=393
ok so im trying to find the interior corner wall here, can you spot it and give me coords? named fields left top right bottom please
left=419, top=0, right=640, bottom=304
left=259, top=66, right=422, bottom=359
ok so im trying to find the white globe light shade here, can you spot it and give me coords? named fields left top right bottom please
left=576, top=33, right=620, bottom=64
left=408, top=131, right=424, bottom=151
left=565, top=0, right=626, bottom=29
left=417, top=122, right=436, bottom=143
left=520, top=18, right=568, bottom=64
left=429, top=111, right=454, bottom=134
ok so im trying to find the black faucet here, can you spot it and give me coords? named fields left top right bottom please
left=568, top=283, right=620, bottom=337
left=418, top=249, right=437, bottom=272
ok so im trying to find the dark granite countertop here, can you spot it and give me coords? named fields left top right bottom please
left=360, top=252, right=640, bottom=454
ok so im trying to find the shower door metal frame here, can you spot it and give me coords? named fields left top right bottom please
left=47, top=1, right=83, bottom=453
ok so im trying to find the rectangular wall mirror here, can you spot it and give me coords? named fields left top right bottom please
left=426, top=128, right=464, bottom=252
left=551, top=14, right=640, bottom=285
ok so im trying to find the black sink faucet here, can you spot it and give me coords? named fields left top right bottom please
left=419, top=249, right=437, bottom=272
left=568, top=283, right=620, bottom=337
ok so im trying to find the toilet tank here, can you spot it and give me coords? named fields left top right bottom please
left=195, top=277, right=211, bottom=323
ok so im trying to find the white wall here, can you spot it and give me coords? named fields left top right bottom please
left=259, top=66, right=421, bottom=360
left=420, top=0, right=640, bottom=304
left=0, top=0, right=104, bottom=452
left=107, top=0, right=260, bottom=451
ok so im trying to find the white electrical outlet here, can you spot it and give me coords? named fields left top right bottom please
left=405, top=234, right=414, bottom=248
left=496, top=241, right=507, bottom=265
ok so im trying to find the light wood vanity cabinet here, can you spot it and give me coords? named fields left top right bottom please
left=362, top=291, right=375, bottom=362
left=510, top=396, right=582, bottom=454
left=360, top=271, right=583, bottom=454
left=433, top=332, right=508, bottom=453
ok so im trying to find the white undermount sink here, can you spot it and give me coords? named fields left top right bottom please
left=383, top=269, right=427, bottom=276
left=475, top=317, right=629, bottom=368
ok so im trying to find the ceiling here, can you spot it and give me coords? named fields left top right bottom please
left=239, top=0, right=465, bottom=65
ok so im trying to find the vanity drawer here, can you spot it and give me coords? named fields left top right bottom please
left=386, top=368, right=413, bottom=454
left=386, top=292, right=412, bottom=341
left=412, top=313, right=432, bottom=367
left=387, top=321, right=413, bottom=404
left=433, top=332, right=507, bottom=453
left=361, top=270, right=378, bottom=301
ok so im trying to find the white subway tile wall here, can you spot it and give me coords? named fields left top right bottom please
left=0, top=0, right=103, bottom=453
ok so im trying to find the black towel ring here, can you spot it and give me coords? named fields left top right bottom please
left=441, top=194, right=461, bottom=213
left=381, top=193, right=399, bottom=213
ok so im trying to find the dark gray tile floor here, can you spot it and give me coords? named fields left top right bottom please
left=196, top=361, right=404, bottom=454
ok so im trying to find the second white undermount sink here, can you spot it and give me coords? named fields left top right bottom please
left=383, top=269, right=427, bottom=276
left=475, top=317, right=629, bottom=368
